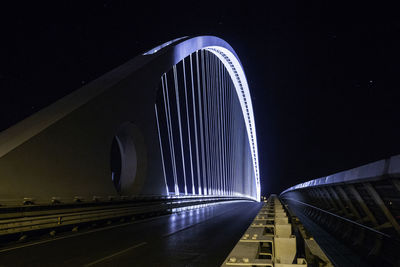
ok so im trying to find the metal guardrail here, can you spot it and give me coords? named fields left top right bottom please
left=280, top=154, right=400, bottom=266
left=282, top=196, right=400, bottom=266
left=0, top=196, right=248, bottom=236
left=283, top=198, right=391, bottom=238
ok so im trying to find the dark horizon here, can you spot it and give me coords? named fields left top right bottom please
left=1, top=2, right=399, bottom=196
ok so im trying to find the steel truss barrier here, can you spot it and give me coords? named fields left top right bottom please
left=280, top=154, right=400, bottom=266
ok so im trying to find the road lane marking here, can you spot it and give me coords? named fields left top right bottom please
left=84, top=242, right=147, bottom=266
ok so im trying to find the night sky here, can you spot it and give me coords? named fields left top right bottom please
left=1, top=2, right=399, bottom=196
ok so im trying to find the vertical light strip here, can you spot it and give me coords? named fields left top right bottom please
left=204, top=51, right=211, bottom=195
left=182, top=58, right=195, bottom=195
left=213, top=54, right=219, bottom=195
left=219, top=57, right=225, bottom=196
left=224, top=67, right=229, bottom=196
left=162, top=75, right=179, bottom=195
left=225, top=62, right=230, bottom=195
left=228, top=70, right=233, bottom=195
left=205, top=51, right=213, bottom=195
left=196, top=50, right=207, bottom=195
left=154, top=104, right=169, bottom=195
left=232, top=82, right=237, bottom=196
left=173, top=65, right=188, bottom=195
left=207, top=51, right=214, bottom=195
left=227, top=73, right=232, bottom=196
left=220, top=58, right=226, bottom=196
left=231, top=81, right=235, bottom=195
left=214, top=54, right=221, bottom=195
left=193, top=53, right=202, bottom=195
left=212, top=53, right=218, bottom=195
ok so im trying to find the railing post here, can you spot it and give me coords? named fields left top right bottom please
left=363, top=182, right=400, bottom=235
left=348, top=184, right=378, bottom=226
left=336, top=185, right=361, bottom=220
left=320, top=187, right=339, bottom=212
left=313, top=188, right=332, bottom=210
left=328, top=186, right=350, bottom=217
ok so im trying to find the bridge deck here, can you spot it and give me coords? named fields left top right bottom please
left=0, top=201, right=261, bottom=267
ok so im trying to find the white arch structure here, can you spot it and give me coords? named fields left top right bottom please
left=147, top=36, right=260, bottom=201
left=0, top=35, right=260, bottom=204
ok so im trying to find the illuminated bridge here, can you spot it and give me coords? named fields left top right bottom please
left=0, top=36, right=398, bottom=266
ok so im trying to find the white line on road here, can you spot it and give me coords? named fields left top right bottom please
left=84, top=242, right=147, bottom=266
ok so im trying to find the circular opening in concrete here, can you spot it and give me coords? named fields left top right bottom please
left=110, top=122, right=138, bottom=194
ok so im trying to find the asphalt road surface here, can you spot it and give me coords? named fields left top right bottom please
left=0, top=201, right=262, bottom=267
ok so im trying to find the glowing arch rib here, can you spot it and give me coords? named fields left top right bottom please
left=146, top=36, right=261, bottom=201
left=205, top=47, right=260, bottom=201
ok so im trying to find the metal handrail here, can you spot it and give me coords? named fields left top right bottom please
left=281, top=197, right=392, bottom=238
